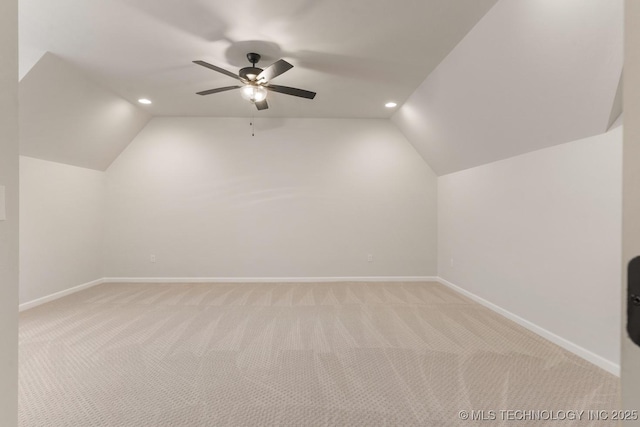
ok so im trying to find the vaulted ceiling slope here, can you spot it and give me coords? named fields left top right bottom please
left=19, top=0, right=498, bottom=118
left=392, top=0, right=623, bottom=176
left=20, top=53, right=151, bottom=171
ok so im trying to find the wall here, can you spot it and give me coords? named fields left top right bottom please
left=438, top=127, right=622, bottom=370
left=0, top=0, right=18, bottom=421
left=105, top=117, right=438, bottom=279
left=622, top=0, right=640, bottom=415
left=19, top=156, right=106, bottom=305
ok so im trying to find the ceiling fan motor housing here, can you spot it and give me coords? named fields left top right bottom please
left=239, top=67, right=263, bottom=81
left=240, top=52, right=263, bottom=81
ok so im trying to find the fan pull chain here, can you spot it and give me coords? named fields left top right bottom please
left=250, top=117, right=255, bottom=137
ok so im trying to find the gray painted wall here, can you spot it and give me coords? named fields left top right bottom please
left=438, top=128, right=622, bottom=372
left=105, top=117, right=438, bottom=279
left=19, top=157, right=106, bottom=305
left=0, top=0, right=18, bottom=422
left=622, top=0, right=640, bottom=417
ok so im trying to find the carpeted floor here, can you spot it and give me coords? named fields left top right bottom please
left=19, top=281, right=619, bottom=426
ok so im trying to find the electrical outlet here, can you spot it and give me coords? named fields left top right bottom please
left=150, top=254, right=156, bottom=263
left=367, top=254, right=373, bottom=262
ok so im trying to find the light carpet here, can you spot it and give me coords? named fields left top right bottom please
left=19, top=281, right=619, bottom=426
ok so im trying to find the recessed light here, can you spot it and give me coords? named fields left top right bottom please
left=138, top=98, right=152, bottom=105
left=385, top=102, right=397, bottom=108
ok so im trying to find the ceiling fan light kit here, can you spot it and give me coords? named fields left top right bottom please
left=240, top=85, right=267, bottom=103
left=193, top=52, right=316, bottom=111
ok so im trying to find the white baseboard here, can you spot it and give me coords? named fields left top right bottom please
left=103, top=276, right=439, bottom=284
left=436, top=277, right=620, bottom=377
left=19, top=278, right=105, bottom=312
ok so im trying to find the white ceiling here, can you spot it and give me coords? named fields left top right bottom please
left=19, top=0, right=498, bottom=118
left=20, top=53, right=151, bottom=171
left=392, top=0, right=623, bottom=175
left=19, top=0, right=622, bottom=175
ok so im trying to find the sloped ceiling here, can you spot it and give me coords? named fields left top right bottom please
left=392, top=0, right=623, bottom=175
left=19, top=0, right=498, bottom=118
left=19, top=0, right=622, bottom=173
left=20, top=53, right=151, bottom=171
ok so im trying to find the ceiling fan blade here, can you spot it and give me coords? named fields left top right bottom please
left=266, top=84, right=316, bottom=100
left=255, top=99, right=269, bottom=111
left=256, top=59, right=293, bottom=82
left=193, top=60, right=244, bottom=82
left=196, top=86, right=241, bottom=96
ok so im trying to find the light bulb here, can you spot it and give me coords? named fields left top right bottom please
left=241, top=85, right=267, bottom=103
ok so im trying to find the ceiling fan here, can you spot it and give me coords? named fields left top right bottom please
left=193, top=53, right=316, bottom=111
